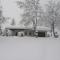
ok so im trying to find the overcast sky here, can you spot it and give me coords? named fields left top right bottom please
left=1, top=0, right=48, bottom=20
left=0, top=0, right=59, bottom=26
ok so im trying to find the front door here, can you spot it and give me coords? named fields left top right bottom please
left=38, top=32, right=46, bottom=37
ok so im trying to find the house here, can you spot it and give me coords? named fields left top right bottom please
left=36, top=26, right=51, bottom=37
left=5, top=25, right=51, bottom=37
left=5, top=25, right=34, bottom=36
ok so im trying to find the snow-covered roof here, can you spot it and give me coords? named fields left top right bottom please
left=5, top=25, right=51, bottom=31
left=5, top=25, right=33, bottom=30
left=36, top=26, right=51, bottom=31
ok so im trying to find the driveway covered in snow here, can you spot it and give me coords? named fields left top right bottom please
left=0, top=37, right=60, bottom=60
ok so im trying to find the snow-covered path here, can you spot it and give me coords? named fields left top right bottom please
left=0, top=37, right=60, bottom=60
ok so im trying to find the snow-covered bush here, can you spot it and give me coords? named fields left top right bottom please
left=47, top=31, right=51, bottom=37
left=17, top=32, right=24, bottom=37
left=7, top=30, right=13, bottom=36
left=54, top=32, right=59, bottom=38
left=2, top=28, right=8, bottom=36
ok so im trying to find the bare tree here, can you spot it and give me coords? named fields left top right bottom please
left=46, top=0, right=60, bottom=37
left=17, top=0, right=43, bottom=32
left=0, top=5, right=7, bottom=35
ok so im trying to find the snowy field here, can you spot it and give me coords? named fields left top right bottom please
left=0, top=36, right=60, bottom=60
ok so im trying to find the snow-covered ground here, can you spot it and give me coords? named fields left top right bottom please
left=0, top=36, right=60, bottom=60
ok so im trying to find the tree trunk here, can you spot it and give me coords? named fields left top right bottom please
left=33, top=18, right=37, bottom=37
left=32, top=20, right=36, bottom=31
left=0, top=25, right=2, bottom=35
left=51, top=21, right=55, bottom=37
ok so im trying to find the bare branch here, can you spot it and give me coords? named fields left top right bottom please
left=16, top=1, right=25, bottom=8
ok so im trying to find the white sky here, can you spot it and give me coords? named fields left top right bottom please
left=1, top=0, right=21, bottom=21
left=1, top=0, right=48, bottom=20
left=1, top=0, right=59, bottom=26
